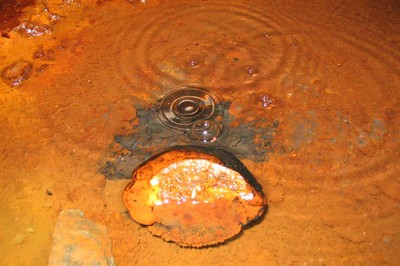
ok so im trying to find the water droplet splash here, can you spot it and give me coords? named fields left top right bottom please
left=189, top=120, right=222, bottom=143
left=187, top=59, right=199, bottom=67
left=259, top=94, right=275, bottom=108
left=156, top=86, right=224, bottom=143
left=156, top=86, right=220, bottom=131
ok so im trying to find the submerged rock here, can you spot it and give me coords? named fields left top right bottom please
left=1, top=61, right=32, bottom=87
left=123, top=146, right=267, bottom=247
left=13, top=233, right=26, bottom=244
left=16, top=21, right=51, bottom=37
left=0, top=0, right=35, bottom=34
left=49, top=209, right=116, bottom=266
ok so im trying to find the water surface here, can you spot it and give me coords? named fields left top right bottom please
left=0, top=0, right=399, bottom=265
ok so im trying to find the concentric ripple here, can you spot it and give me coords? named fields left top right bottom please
left=98, top=0, right=399, bottom=180
left=252, top=3, right=400, bottom=181
left=111, top=2, right=319, bottom=93
left=156, top=85, right=221, bottom=131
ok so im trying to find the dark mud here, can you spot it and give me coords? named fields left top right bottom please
left=100, top=100, right=278, bottom=179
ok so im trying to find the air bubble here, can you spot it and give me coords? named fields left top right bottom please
left=187, top=59, right=199, bottom=67
left=264, top=33, right=272, bottom=39
left=189, top=120, right=221, bottom=143
left=246, top=66, right=256, bottom=75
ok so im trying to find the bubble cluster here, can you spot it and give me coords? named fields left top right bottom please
left=259, top=94, right=275, bottom=108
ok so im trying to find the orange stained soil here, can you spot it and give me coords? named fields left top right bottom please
left=0, top=0, right=399, bottom=265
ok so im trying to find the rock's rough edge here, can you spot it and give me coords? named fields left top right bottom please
left=123, top=146, right=268, bottom=247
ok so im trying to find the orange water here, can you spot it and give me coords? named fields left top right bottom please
left=0, top=0, right=399, bottom=265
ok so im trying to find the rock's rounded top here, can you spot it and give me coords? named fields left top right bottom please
left=123, top=146, right=267, bottom=247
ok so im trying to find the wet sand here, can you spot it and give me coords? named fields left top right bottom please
left=0, top=0, right=399, bottom=265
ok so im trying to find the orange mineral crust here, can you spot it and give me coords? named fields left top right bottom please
left=123, top=147, right=267, bottom=247
left=0, top=0, right=35, bottom=34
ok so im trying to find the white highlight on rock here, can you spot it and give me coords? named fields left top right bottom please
left=150, top=178, right=159, bottom=186
left=148, top=159, right=254, bottom=206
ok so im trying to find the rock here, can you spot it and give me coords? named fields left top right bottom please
left=13, top=233, right=26, bottom=244
left=1, top=61, right=32, bottom=87
left=33, top=45, right=55, bottom=61
left=46, top=49, right=55, bottom=60
left=48, top=209, right=115, bottom=266
left=33, top=45, right=45, bottom=59
left=36, top=64, right=49, bottom=73
left=16, top=21, right=51, bottom=37
left=123, top=146, right=267, bottom=247
left=0, top=0, right=35, bottom=33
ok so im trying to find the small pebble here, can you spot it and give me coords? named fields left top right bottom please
left=1, top=61, right=32, bottom=87
left=33, top=45, right=55, bottom=61
left=46, top=49, right=55, bottom=61
left=17, top=22, right=51, bottom=37
left=14, top=234, right=26, bottom=244
left=36, top=64, right=49, bottom=73
left=27, top=227, right=34, bottom=233
left=383, top=235, right=391, bottom=244
left=33, top=45, right=45, bottom=59
left=44, top=202, right=54, bottom=208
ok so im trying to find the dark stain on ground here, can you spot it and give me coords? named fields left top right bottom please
left=0, top=0, right=35, bottom=35
left=100, top=100, right=279, bottom=179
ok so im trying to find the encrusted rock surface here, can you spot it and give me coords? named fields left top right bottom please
left=123, top=146, right=267, bottom=247
left=49, top=209, right=116, bottom=266
left=1, top=61, right=32, bottom=87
